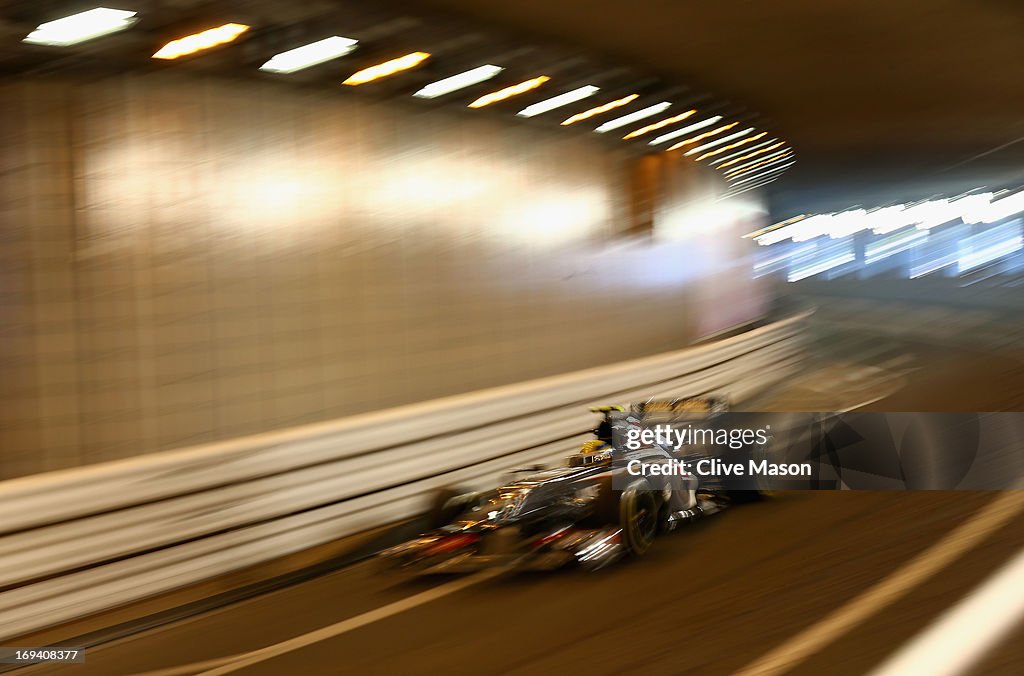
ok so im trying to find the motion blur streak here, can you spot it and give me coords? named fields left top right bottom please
left=870, top=547, right=1024, bottom=676
left=734, top=491, right=1024, bottom=676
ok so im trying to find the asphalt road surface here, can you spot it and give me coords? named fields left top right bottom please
left=29, top=338, right=1024, bottom=676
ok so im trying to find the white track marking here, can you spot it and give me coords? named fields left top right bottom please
left=733, top=490, right=1024, bottom=676
left=869, top=546, right=1024, bottom=676
left=181, top=567, right=505, bottom=675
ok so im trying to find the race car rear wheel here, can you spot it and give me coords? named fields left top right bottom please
left=620, top=482, right=659, bottom=556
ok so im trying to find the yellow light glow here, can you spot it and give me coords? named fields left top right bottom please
left=152, top=23, right=249, bottom=60
left=695, top=132, right=767, bottom=161
left=724, top=152, right=795, bottom=178
left=622, top=110, right=696, bottom=140
left=715, top=141, right=786, bottom=169
left=560, top=94, right=638, bottom=125
left=468, top=76, right=550, bottom=108
left=342, top=52, right=430, bottom=85
left=665, top=123, right=739, bottom=151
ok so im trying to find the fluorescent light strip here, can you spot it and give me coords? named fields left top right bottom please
left=594, top=102, right=671, bottom=133
left=343, top=52, right=430, bottom=85
left=622, top=109, right=696, bottom=140
left=728, top=162, right=794, bottom=188
left=664, top=122, right=738, bottom=150
left=650, top=116, right=723, bottom=146
left=683, top=127, right=753, bottom=156
left=414, top=65, right=503, bottom=98
left=561, top=94, right=638, bottom=125
left=24, top=7, right=138, bottom=46
left=726, top=160, right=795, bottom=187
left=695, top=132, right=767, bottom=161
left=727, top=175, right=782, bottom=194
left=710, top=139, right=779, bottom=166
left=518, top=85, right=599, bottom=117
left=722, top=177, right=784, bottom=200
left=153, top=23, right=249, bottom=60
left=469, top=76, right=549, bottom=108
left=724, top=150, right=794, bottom=178
left=260, top=36, right=358, bottom=73
left=730, top=162, right=794, bottom=187
left=728, top=174, right=791, bottom=198
left=716, top=141, right=786, bottom=169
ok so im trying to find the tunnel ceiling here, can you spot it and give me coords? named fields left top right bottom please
left=3, top=1, right=1022, bottom=216
left=414, top=0, right=1024, bottom=215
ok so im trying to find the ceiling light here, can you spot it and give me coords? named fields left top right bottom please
left=710, top=139, right=779, bottom=166
left=561, top=94, right=638, bottom=125
left=343, top=52, right=430, bottom=85
left=24, top=7, right=138, bottom=46
left=622, top=109, right=696, bottom=139
left=728, top=162, right=795, bottom=187
left=724, top=151, right=794, bottom=178
left=260, top=36, right=358, bottom=73
left=694, top=132, right=768, bottom=161
left=665, top=122, right=740, bottom=151
left=715, top=141, right=786, bottom=169
left=722, top=178, right=781, bottom=200
left=594, top=102, right=671, bottom=133
left=468, top=76, right=550, bottom=108
left=153, top=23, right=249, bottom=60
left=649, top=116, right=724, bottom=145
left=518, top=85, right=600, bottom=117
left=684, top=127, right=754, bottom=156
left=414, top=65, right=503, bottom=98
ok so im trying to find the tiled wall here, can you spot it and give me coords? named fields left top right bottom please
left=0, top=75, right=766, bottom=478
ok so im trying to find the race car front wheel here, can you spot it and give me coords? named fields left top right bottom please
left=620, top=482, right=659, bottom=556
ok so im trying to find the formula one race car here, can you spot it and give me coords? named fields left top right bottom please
left=378, top=398, right=753, bottom=574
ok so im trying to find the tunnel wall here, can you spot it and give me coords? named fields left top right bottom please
left=0, top=75, right=767, bottom=477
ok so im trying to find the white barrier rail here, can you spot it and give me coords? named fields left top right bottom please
left=0, top=313, right=808, bottom=640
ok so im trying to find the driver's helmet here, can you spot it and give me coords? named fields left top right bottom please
left=572, top=439, right=613, bottom=467
left=580, top=439, right=609, bottom=454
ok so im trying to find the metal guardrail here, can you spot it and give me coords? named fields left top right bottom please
left=0, top=313, right=808, bottom=639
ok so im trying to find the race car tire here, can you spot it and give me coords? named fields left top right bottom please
left=620, top=481, right=659, bottom=556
